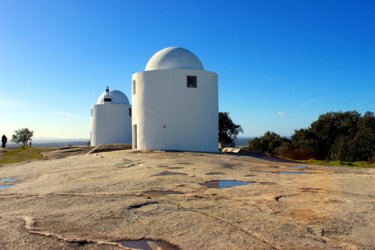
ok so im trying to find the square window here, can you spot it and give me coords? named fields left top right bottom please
left=187, top=76, right=197, bottom=88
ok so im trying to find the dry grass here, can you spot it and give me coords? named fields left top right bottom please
left=0, top=147, right=51, bottom=164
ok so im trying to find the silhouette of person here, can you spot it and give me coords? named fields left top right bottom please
left=2, top=134, right=7, bottom=148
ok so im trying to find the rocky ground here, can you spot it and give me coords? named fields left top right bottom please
left=0, top=148, right=374, bottom=249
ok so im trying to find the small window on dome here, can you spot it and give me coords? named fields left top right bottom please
left=133, top=80, right=136, bottom=95
left=187, top=76, right=197, bottom=88
left=129, top=108, right=132, bottom=117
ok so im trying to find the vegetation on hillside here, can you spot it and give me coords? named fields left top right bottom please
left=248, top=111, right=375, bottom=164
left=0, top=147, right=49, bottom=164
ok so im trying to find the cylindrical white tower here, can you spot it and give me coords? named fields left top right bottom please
left=90, top=87, right=132, bottom=146
left=132, top=47, right=218, bottom=152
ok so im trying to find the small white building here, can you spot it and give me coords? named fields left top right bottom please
left=131, top=47, right=218, bottom=152
left=90, top=87, right=132, bottom=146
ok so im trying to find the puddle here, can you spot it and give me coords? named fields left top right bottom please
left=0, top=178, right=17, bottom=182
left=0, top=178, right=17, bottom=189
left=143, top=190, right=183, bottom=196
left=154, top=171, right=187, bottom=176
left=293, top=166, right=306, bottom=169
left=279, top=172, right=308, bottom=175
left=201, top=180, right=254, bottom=189
left=205, top=172, right=225, bottom=176
left=120, top=239, right=179, bottom=250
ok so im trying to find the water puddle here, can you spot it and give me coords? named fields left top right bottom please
left=0, top=178, right=17, bottom=190
left=120, top=239, right=179, bottom=250
left=279, top=172, right=308, bottom=175
left=293, top=166, right=306, bottom=169
left=0, top=178, right=17, bottom=182
left=201, top=180, right=254, bottom=189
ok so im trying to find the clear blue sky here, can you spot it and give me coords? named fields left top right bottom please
left=1, top=0, right=374, bottom=139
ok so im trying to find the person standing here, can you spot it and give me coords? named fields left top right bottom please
left=1, top=134, right=7, bottom=148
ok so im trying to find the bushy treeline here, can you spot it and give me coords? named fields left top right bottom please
left=248, top=111, right=375, bottom=162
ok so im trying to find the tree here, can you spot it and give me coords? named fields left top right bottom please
left=219, top=112, right=243, bottom=145
left=245, top=110, right=375, bottom=161
left=12, top=128, right=34, bottom=147
left=309, top=111, right=360, bottom=160
left=248, top=131, right=289, bottom=154
left=288, top=111, right=375, bottom=161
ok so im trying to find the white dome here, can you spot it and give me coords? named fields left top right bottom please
left=145, top=47, right=204, bottom=71
left=97, top=90, right=130, bottom=104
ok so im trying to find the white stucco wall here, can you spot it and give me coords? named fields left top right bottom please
left=132, top=69, right=218, bottom=152
left=90, top=104, right=132, bottom=146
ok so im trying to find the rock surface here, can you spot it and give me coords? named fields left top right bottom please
left=0, top=149, right=374, bottom=249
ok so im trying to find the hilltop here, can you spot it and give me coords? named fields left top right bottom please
left=0, top=148, right=374, bottom=249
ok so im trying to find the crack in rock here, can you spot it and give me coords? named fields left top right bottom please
left=275, top=195, right=285, bottom=201
left=127, top=201, right=158, bottom=210
left=21, top=216, right=127, bottom=248
left=183, top=210, right=282, bottom=250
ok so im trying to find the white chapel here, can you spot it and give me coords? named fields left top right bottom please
left=90, top=87, right=132, bottom=146
left=131, top=47, right=218, bottom=152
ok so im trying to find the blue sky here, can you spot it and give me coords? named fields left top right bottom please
left=1, top=0, right=374, bottom=139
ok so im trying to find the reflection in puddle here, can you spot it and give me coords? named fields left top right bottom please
left=120, top=239, right=179, bottom=250
left=0, top=178, right=17, bottom=182
left=201, top=180, right=254, bottom=189
left=121, top=240, right=151, bottom=250
left=0, top=178, right=17, bottom=190
left=293, top=166, right=306, bottom=169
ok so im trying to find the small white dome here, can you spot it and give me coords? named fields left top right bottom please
left=97, top=90, right=130, bottom=104
left=145, top=47, right=204, bottom=71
